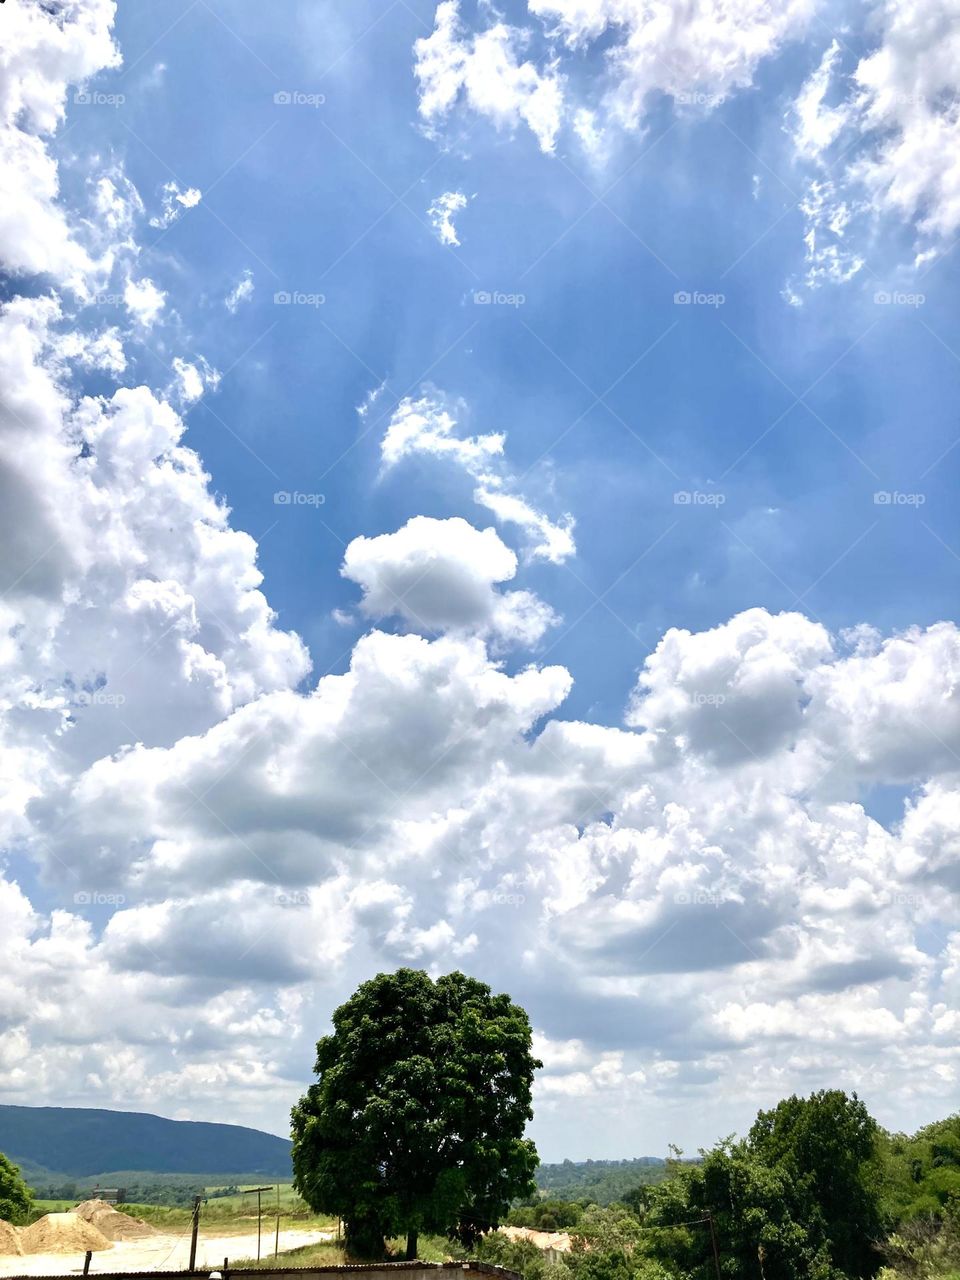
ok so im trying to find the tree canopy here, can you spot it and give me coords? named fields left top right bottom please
left=641, top=1091, right=884, bottom=1280
left=0, top=1151, right=33, bottom=1225
left=291, top=968, right=541, bottom=1259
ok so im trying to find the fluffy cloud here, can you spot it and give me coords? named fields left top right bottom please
left=415, top=1, right=564, bottom=153
left=530, top=0, right=813, bottom=133
left=414, top=0, right=813, bottom=154
left=124, top=276, right=166, bottom=327
left=149, top=180, right=202, bottom=229
left=171, top=355, right=221, bottom=405
left=0, top=0, right=119, bottom=289
left=416, top=1, right=960, bottom=283
left=341, top=516, right=558, bottom=646
left=0, top=290, right=310, bottom=833
left=785, top=0, right=960, bottom=283
left=381, top=395, right=576, bottom=564
left=427, top=190, right=469, bottom=246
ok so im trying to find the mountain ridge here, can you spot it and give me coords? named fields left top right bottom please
left=0, top=1104, right=292, bottom=1178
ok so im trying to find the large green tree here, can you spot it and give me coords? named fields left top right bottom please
left=0, top=1151, right=33, bottom=1224
left=291, top=968, right=542, bottom=1259
left=748, top=1089, right=884, bottom=1278
left=644, top=1091, right=884, bottom=1280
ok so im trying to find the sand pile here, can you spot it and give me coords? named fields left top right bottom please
left=19, top=1213, right=112, bottom=1255
left=74, top=1201, right=156, bottom=1242
left=0, top=1221, right=23, bottom=1256
left=499, top=1226, right=573, bottom=1253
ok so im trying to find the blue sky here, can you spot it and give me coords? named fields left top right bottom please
left=67, top=0, right=960, bottom=727
left=3, top=0, right=960, bottom=1161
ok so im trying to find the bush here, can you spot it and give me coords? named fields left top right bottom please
left=0, top=1152, right=34, bottom=1225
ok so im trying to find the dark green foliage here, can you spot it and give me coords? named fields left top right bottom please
left=474, top=1232, right=551, bottom=1280
left=0, top=1150, right=34, bottom=1224
left=748, top=1090, right=885, bottom=1278
left=291, top=969, right=541, bottom=1259
left=535, top=1159, right=668, bottom=1206
left=643, top=1092, right=884, bottom=1280
left=646, top=1139, right=829, bottom=1280
left=25, top=1173, right=260, bottom=1206
left=509, top=1199, right=584, bottom=1230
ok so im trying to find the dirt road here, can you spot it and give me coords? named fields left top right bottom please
left=0, top=1227, right=334, bottom=1277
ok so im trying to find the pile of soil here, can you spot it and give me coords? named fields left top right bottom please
left=74, top=1200, right=156, bottom=1241
left=19, top=1213, right=113, bottom=1255
left=499, top=1225, right=573, bottom=1253
left=0, top=1220, right=23, bottom=1256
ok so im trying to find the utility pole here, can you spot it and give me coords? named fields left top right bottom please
left=705, top=1211, right=722, bottom=1280
left=274, top=1185, right=280, bottom=1259
left=247, top=1187, right=273, bottom=1263
left=188, top=1195, right=203, bottom=1272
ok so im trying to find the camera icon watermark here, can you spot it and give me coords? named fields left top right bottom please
left=76, top=690, right=126, bottom=707
left=674, top=290, right=725, bottom=307
left=74, top=90, right=125, bottom=108
left=274, top=491, right=325, bottom=506
left=273, top=91, right=325, bottom=108
left=874, top=490, right=925, bottom=506
left=274, top=290, right=325, bottom=307
left=674, top=490, right=726, bottom=506
left=275, top=890, right=311, bottom=907
left=675, top=91, right=726, bottom=108
left=473, top=290, right=526, bottom=307
left=674, top=889, right=724, bottom=908
left=874, top=290, right=925, bottom=307
left=74, top=890, right=126, bottom=906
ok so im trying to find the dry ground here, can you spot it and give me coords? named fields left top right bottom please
left=0, top=1227, right=335, bottom=1277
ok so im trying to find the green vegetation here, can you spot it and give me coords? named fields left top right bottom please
left=0, top=1151, right=33, bottom=1224
left=509, top=1199, right=587, bottom=1231
left=292, top=968, right=541, bottom=1260
left=473, top=1096, right=960, bottom=1280
left=231, top=1239, right=350, bottom=1269
left=24, top=1171, right=307, bottom=1207
left=534, top=1161, right=668, bottom=1207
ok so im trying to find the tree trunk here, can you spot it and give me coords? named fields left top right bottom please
left=405, top=1229, right=418, bottom=1261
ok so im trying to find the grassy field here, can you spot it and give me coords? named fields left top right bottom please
left=30, top=1193, right=335, bottom=1235
left=202, top=1184, right=311, bottom=1213
left=230, top=1235, right=457, bottom=1268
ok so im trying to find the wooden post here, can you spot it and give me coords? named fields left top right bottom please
left=274, top=1184, right=280, bottom=1259
left=188, top=1195, right=203, bottom=1271
left=83, top=1251, right=92, bottom=1275
left=706, top=1212, right=722, bottom=1280
left=257, top=1187, right=262, bottom=1263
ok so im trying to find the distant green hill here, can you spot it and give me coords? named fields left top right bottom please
left=534, top=1157, right=668, bottom=1204
left=0, top=1105, right=292, bottom=1179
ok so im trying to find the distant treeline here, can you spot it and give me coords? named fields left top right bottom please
left=533, top=1157, right=670, bottom=1205
left=28, top=1174, right=262, bottom=1206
